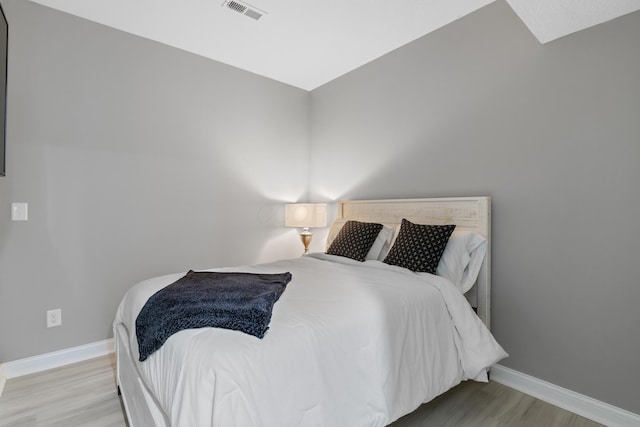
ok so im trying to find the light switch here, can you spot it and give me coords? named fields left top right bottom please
left=11, top=203, right=28, bottom=221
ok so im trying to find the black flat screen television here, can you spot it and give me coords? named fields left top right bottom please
left=0, top=3, right=7, bottom=176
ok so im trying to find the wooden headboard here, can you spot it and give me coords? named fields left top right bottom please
left=337, top=197, right=492, bottom=329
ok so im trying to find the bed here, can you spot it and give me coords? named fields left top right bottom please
left=113, top=197, right=507, bottom=426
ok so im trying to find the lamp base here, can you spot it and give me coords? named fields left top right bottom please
left=300, top=232, right=312, bottom=254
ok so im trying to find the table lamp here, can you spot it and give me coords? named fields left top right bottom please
left=285, top=203, right=327, bottom=253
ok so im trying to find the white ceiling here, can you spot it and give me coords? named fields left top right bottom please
left=505, top=0, right=640, bottom=44
left=29, top=0, right=640, bottom=91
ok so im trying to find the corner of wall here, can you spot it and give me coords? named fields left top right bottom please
left=0, top=366, right=6, bottom=399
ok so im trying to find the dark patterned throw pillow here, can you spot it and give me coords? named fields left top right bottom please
left=383, top=219, right=456, bottom=273
left=326, top=220, right=384, bottom=262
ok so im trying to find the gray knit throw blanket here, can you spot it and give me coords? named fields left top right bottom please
left=136, top=270, right=292, bottom=361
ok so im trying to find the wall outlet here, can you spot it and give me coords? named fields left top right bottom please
left=47, top=309, right=62, bottom=328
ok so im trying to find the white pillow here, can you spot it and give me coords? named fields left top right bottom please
left=436, top=230, right=487, bottom=294
left=326, top=219, right=395, bottom=261
left=370, top=224, right=397, bottom=261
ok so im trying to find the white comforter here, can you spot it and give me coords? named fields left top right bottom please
left=114, top=254, right=507, bottom=427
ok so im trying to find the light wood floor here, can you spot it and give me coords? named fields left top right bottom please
left=0, top=354, right=126, bottom=427
left=0, top=354, right=604, bottom=427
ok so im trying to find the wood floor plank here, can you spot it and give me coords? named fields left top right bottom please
left=0, top=354, right=604, bottom=427
left=0, top=354, right=127, bottom=427
left=389, top=380, right=605, bottom=427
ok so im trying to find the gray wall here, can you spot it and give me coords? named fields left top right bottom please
left=0, top=0, right=309, bottom=362
left=310, top=0, right=640, bottom=415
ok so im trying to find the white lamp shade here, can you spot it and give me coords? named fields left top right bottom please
left=285, top=203, right=327, bottom=228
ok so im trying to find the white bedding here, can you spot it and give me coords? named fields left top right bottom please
left=114, top=253, right=507, bottom=427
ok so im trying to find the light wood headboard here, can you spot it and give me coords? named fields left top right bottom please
left=337, top=197, right=492, bottom=329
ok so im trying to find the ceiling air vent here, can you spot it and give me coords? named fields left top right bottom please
left=222, top=0, right=266, bottom=21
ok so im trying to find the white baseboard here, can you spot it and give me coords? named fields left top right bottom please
left=0, top=339, right=114, bottom=380
left=492, top=364, right=640, bottom=427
